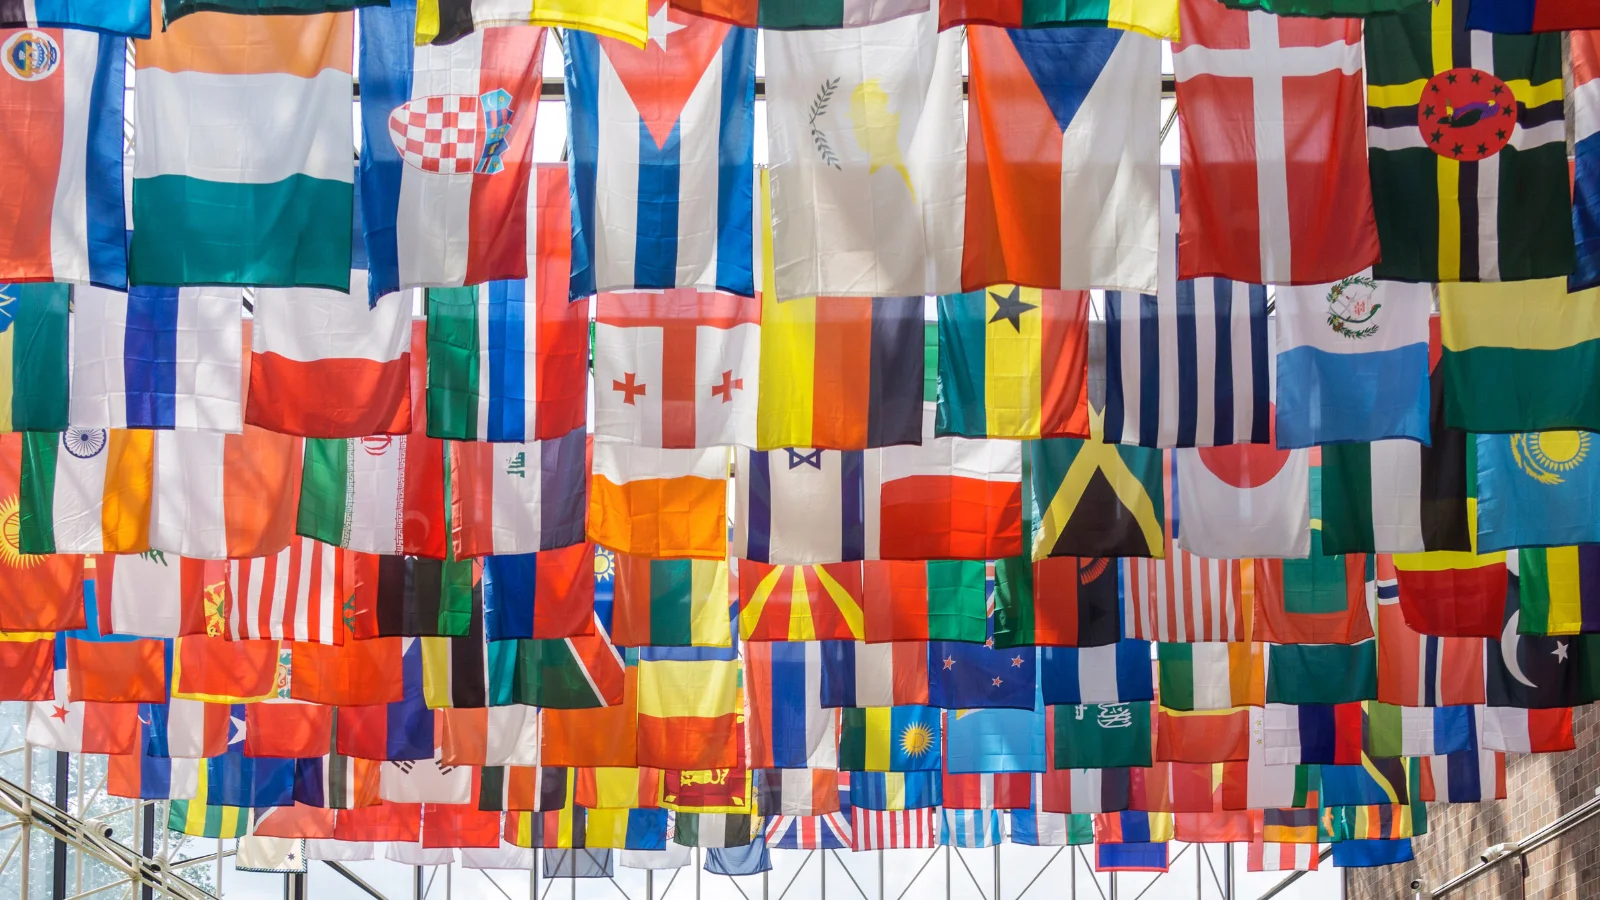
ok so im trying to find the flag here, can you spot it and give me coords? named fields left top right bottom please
left=612, top=552, right=727, bottom=647
left=1391, top=502, right=1505, bottom=639
left=1487, top=574, right=1596, bottom=709
left=1366, top=702, right=1474, bottom=759
left=144, top=429, right=301, bottom=560
left=448, top=429, right=586, bottom=557
left=1041, top=642, right=1152, bottom=706
left=734, top=447, right=867, bottom=564
left=1102, top=174, right=1271, bottom=447
left=1248, top=840, right=1319, bottom=872
left=421, top=596, right=487, bottom=709
left=755, top=289, right=924, bottom=451
left=864, top=560, right=986, bottom=643
left=333, top=800, right=421, bottom=842
left=870, top=409, right=1023, bottom=560
left=934, top=287, right=1089, bottom=439
left=298, top=435, right=446, bottom=559
left=0, top=631, right=54, bottom=701
left=929, top=632, right=1037, bottom=710
left=819, top=641, right=929, bottom=708
left=109, top=748, right=200, bottom=801
left=1173, top=0, right=1375, bottom=286
left=964, top=25, right=1159, bottom=295
left=939, top=0, right=1175, bottom=36
left=588, top=443, right=727, bottom=559
left=1478, top=431, right=1600, bottom=551
left=1010, top=810, right=1094, bottom=847
left=246, top=702, right=334, bottom=759
left=423, top=224, right=589, bottom=444
left=704, top=842, right=770, bottom=877
left=1263, top=703, right=1363, bottom=765
left=593, top=292, right=759, bottom=448
left=746, top=641, right=836, bottom=769
left=1174, top=442, right=1310, bottom=558
left=995, top=555, right=1120, bottom=648
left=291, top=635, right=405, bottom=707
left=415, top=0, right=646, bottom=47
left=1365, top=0, right=1569, bottom=283
left=482, top=545, right=595, bottom=641
left=26, top=635, right=138, bottom=753
left=1274, top=278, right=1432, bottom=447
left=839, top=706, right=940, bottom=772
left=755, top=768, right=840, bottom=816
left=1039, top=764, right=1131, bottom=814
left=504, top=628, right=627, bottom=711
left=249, top=282, right=411, bottom=438
left=674, top=814, right=754, bottom=849
left=635, top=647, right=739, bottom=770
left=18, top=427, right=155, bottom=555
left=168, top=766, right=248, bottom=838
left=765, top=11, right=964, bottom=300
left=69, top=287, right=243, bottom=433
left=94, top=552, right=221, bottom=639
left=1157, top=642, right=1262, bottom=711
left=738, top=562, right=863, bottom=641
left=358, top=2, right=546, bottom=296
left=349, top=555, right=473, bottom=639
left=566, top=5, right=755, bottom=298
left=939, top=810, right=1002, bottom=847
left=1266, top=642, right=1377, bottom=705
left=1122, top=455, right=1247, bottom=642
left=130, top=13, right=352, bottom=289
left=1465, top=0, right=1600, bottom=32
left=1331, top=839, right=1413, bottom=868
left=1029, top=421, right=1165, bottom=559
left=1155, top=707, right=1249, bottom=763
left=1096, top=842, right=1169, bottom=872
left=944, top=706, right=1045, bottom=774
left=227, top=539, right=351, bottom=645
left=0, top=285, right=68, bottom=432
left=1052, top=702, right=1151, bottom=769
left=1519, top=545, right=1600, bottom=636
left=0, top=30, right=125, bottom=288
left=169, top=635, right=280, bottom=704
left=380, top=752, right=471, bottom=805
left=848, top=773, right=942, bottom=810
left=1375, top=564, right=1485, bottom=707
left=1441, top=281, right=1600, bottom=433
left=765, top=810, right=852, bottom=850
left=850, top=808, right=937, bottom=850
left=675, top=0, right=926, bottom=28
left=439, top=705, right=538, bottom=767
left=1482, top=705, right=1574, bottom=753
left=337, top=639, right=433, bottom=761
left=1253, top=551, right=1373, bottom=644
left=1574, top=31, right=1600, bottom=292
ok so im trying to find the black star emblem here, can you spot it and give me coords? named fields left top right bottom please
left=1451, top=143, right=1465, bottom=156
left=1491, top=84, right=1504, bottom=95
left=1430, top=82, right=1441, bottom=93
left=1470, top=72, right=1481, bottom=83
left=1496, top=128, right=1507, bottom=140
left=1502, top=106, right=1515, bottom=117
left=1477, top=143, right=1488, bottom=156
left=987, top=286, right=1038, bottom=332
left=1430, top=130, right=1443, bottom=144
left=1446, top=72, right=1457, bottom=84
left=1423, top=105, right=1435, bottom=118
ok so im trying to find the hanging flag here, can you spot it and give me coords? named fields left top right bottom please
left=1274, top=278, right=1432, bottom=447
left=1465, top=0, right=1600, bottom=32
left=819, top=640, right=929, bottom=708
left=850, top=808, right=937, bottom=850
left=291, top=635, right=405, bottom=707
left=673, top=814, right=754, bottom=849
left=415, top=0, right=647, bottom=49
left=734, top=447, right=866, bottom=564
left=612, top=552, right=728, bottom=647
left=838, top=706, right=941, bottom=772
left=1391, top=501, right=1506, bottom=639
left=26, top=627, right=139, bottom=753
left=168, top=766, right=249, bottom=838
left=170, top=635, right=280, bottom=704
left=1253, top=550, right=1373, bottom=644
left=1520, top=546, right=1600, bottom=636
left=380, top=752, right=471, bottom=804
left=1375, top=561, right=1485, bottom=707
left=994, top=555, right=1120, bottom=648
left=738, top=562, right=863, bottom=642
left=250, top=282, right=412, bottom=439
left=246, top=702, right=335, bottom=759
left=1218, top=0, right=1423, bottom=12
left=1039, top=761, right=1132, bottom=814
left=507, top=618, right=628, bottom=710
left=675, top=0, right=928, bottom=29
left=298, top=439, right=445, bottom=558
left=421, top=598, right=487, bottom=709
left=1157, top=643, right=1262, bottom=711
left=849, top=771, right=942, bottom=810
left=1574, top=31, right=1600, bottom=292
left=939, top=0, right=1175, bottom=35
left=482, top=545, right=596, bottom=641
left=939, top=810, right=1003, bottom=848
left=144, top=429, right=301, bottom=560
left=944, top=706, right=1045, bottom=774
left=746, top=642, right=836, bottom=769
left=1173, top=0, right=1375, bottom=286
left=0, top=30, right=126, bottom=288
left=227, top=539, right=351, bottom=645
left=535, top=653, right=637, bottom=766
left=0, top=434, right=86, bottom=629
left=566, top=3, right=756, bottom=298
left=1122, top=455, right=1247, bottom=643
left=350, top=555, right=474, bottom=639
left=1175, top=441, right=1310, bottom=559
left=1247, top=840, right=1319, bottom=873
left=964, top=25, right=1159, bottom=295
left=1482, top=705, right=1575, bottom=753
left=1041, top=642, right=1152, bottom=706
left=635, top=646, right=740, bottom=770
left=1365, top=701, right=1474, bottom=759
left=439, top=705, right=539, bottom=768
left=1265, top=642, right=1378, bottom=705
left=97, top=552, right=223, bottom=639
left=755, top=288, right=925, bottom=450
left=1365, top=0, right=1569, bottom=283
left=1010, top=809, right=1094, bottom=847
left=1487, top=573, right=1600, bottom=709
left=69, top=287, right=244, bottom=434
left=423, top=205, right=589, bottom=444
left=755, top=769, right=840, bottom=816
left=19, top=427, right=155, bottom=554
left=765, top=11, right=964, bottom=300
left=0, top=284, right=69, bottom=432
left=929, top=634, right=1037, bottom=710
left=864, top=560, right=986, bottom=643
left=870, top=409, right=1024, bottom=561
left=1029, top=421, right=1165, bottom=559
left=109, top=747, right=200, bottom=801
left=1478, top=431, right=1600, bottom=551
left=589, top=443, right=728, bottom=559
left=1052, top=702, right=1152, bottom=769
left=0, top=631, right=55, bottom=701
left=934, top=287, right=1089, bottom=440
left=1155, top=708, right=1249, bottom=763
left=449, top=428, right=587, bottom=557
left=1102, top=172, right=1271, bottom=447
left=593, top=292, right=759, bottom=448
left=130, top=13, right=353, bottom=289
left=1263, top=702, right=1364, bottom=765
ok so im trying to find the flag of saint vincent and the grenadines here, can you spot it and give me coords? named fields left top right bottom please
left=1519, top=545, right=1600, bottom=637
left=1476, top=431, right=1600, bottom=552
left=416, top=0, right=645, bottom=46
left=0, top=283, right=69, bottom=433
left=1466, top=0, right=1600, bottom=32
left=424, top=220, right=590, bottom=443
left=939, top=0, right=1176, bottom=37
left=934, top=287, right=1090, bottom=440
left=359, top=0, right=547, bottom=299
left=566, top=0, right=756, bottom=300
left=963, top=25, right=1161, bottom=296
left=130, top=12, right=353, bottom=290
left=674, top=0, right=924, bottom=28
left=1364, top=0, right=1570, bottom=284
left=0, top=29, right=125, bottom=288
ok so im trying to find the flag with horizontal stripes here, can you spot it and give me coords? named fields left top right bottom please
left=850, top=808, right=936, bottom=850
left=1122, top=454, right=1245, bottom=642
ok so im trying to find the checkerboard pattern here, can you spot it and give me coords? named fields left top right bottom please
left=387, top=95, right=482, bottom=174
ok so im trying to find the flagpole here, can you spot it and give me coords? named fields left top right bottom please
left=646, top=868, right=653, bottom=900
left=878, top=849, right=884, bottom=900
left=530, top=850, right=538, bottom=900
left=820, top=844, right=826, bottom=898
left=993, top=843, right=1000, bottom=900
left=696, top=847, right=702, bottom=900
left=1070, top=846, right=1077, bottom=900
left=944, top=846, right=950, bottom=900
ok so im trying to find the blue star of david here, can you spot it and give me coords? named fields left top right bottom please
left=786, top=449, right=823, bottom=470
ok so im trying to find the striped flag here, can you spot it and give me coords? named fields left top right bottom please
left=297, top=432, right=447, bottom=559
left=1122, top=455, right=1246, bottom=642
left=447, top=427, right=588, bottom=557
left=939, top=810, right=1002, bottom=848
left=0, top=283, right=70, bottom=432
left=228, top=539, right=350, bottom=645
left=850, top=808, right=936, bottom=850
left=1247, top=840, right=1318, bottom=872
left=1575, top=30, right=1600, bottom=292
left=588, top=443, right=729, bottom=559
left=69, top=287, right=243, bottom=433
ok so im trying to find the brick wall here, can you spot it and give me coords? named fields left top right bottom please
left=1346, top=705, right=1600, bottom=900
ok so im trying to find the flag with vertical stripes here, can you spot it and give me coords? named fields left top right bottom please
left=228, top=539, right=350, bottom=645
left=1122, top=454, right=1246, bottom=642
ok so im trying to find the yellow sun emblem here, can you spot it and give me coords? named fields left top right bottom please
left=899, top=722, right=935, bottom=758
left=594, top=546, right=615, bottom=582
left=0, top=495, right=42, bottom=569
left=1512, top=430, right=1590, bottom=485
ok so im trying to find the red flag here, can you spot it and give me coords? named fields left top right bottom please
left=0, top=435, right=84, bottom=631
left=171, top=635, right=279, bottom=703
left=335, top=801, right=421, bottom=842
left=1376, top=563, right=1485, bottom=707
left=0, top=634, right=54, bottom=701
left=292, top=636, right=404, bottom=707
left=67, top=636, right=165, bottom=702
left=245, top=702, right=334, bottom=758
left=1253, top=556, right=1373, bottom=644
left=253, top=804, right=337, bottom=840
left=1156, top=708, right=1249, bottom=763
left=97, top=553, right=223, bottom=638
left=227, top=539, right=351, bottom=645
left=423, top=771, right=502, bottom=848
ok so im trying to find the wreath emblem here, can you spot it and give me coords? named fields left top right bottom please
left=809, top=78, right=841, bottom=170
left=1325, top=275, right=1381, bottom=340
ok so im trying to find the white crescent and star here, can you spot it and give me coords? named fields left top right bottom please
left=1501, top=610, right=1537, bottom=689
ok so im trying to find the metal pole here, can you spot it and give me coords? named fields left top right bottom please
left=23, top=742, right=32, bottom=900
left=533, top=852, right=540, bottom=900
left=415, top=865, right=423, bottom=900
left=1198, top=846, right=1203, bottom=899
left=820, top=844, right=825, bottom=899
left=446, top=862, right=452, bottom=900
left=879, top=850, right=885, bottom=900
left=570, top=849, right=576, bottom=900
left=141, top=804, right=156, bottom=900
left=1224, top=844, right=1233, bottom=900
left=215, top=838, right=223, bottom=900
left=54, top=750, right=69, bottom=900
left=944, top=846, right=950, bottom=900
left=1071, top=846, right=1077, bottom=900
left=696, top=847, right=702, bottom=900
left=645, top=868, right=652, bottom=900
left=993, top=843, right=1000, bottom=900
left=1110, top=871, right=1118, bottom=900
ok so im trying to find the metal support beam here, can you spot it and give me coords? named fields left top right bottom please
left=54, top=750, right=69, bottom=900
left=323, top=861, right=388, bottom=900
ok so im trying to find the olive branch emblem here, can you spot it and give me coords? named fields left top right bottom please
left=809, top=78, right=841, bottom=170
left=1325, top=274, right=1380, bottom=340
